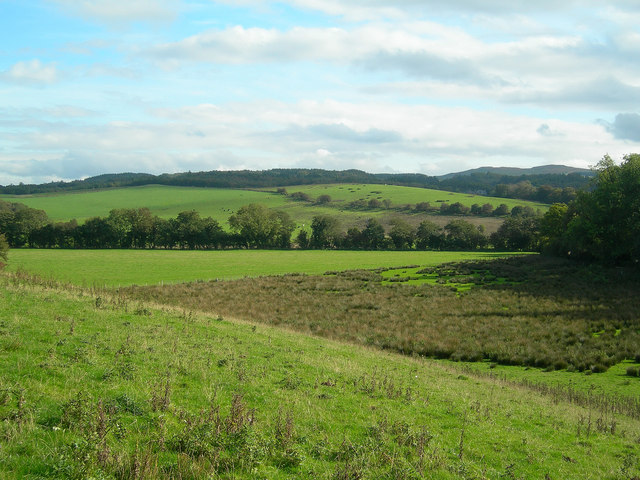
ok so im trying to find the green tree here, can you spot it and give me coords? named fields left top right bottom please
left=229, top=204, right=295, bottom=248
left=388, top=217, right=415, bottom=249
left=491, top=216, right=539, bottom=251
left=415, top=220, right=444, bottom=250
left=310, top=215, right=341, bottom=249
left=563, top=154, right=640, bottom=264
left=0, top=233, right=8, bottom=267
left=316, top=194, right=332, bottom=205
left=444, top=219, right=487, bottom=250
left=361, top=218, right=387, bottom=250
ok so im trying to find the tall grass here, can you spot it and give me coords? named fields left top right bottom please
left=125, top=256, right=640, bottom=373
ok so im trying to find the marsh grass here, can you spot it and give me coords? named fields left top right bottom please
left=126, top=256, right=640, bottom=375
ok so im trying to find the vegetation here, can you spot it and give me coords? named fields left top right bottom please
left=541, top=153, right=640, bottom=265
left=1, top=272, right=639, bottom=479
left=5, top=249, right=511, bottom=287
left=0, top=233, right=8, bottom=267
left=125, top=256, right=640, bottom=373
left=0, top=167, right=591, bottom=204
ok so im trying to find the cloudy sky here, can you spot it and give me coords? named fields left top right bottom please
left=1, top=0, right=639, bottom=185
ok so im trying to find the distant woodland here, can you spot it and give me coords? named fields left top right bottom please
left=0, top=167, right=590, bottom=203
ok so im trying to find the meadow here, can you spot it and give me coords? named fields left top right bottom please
left=6, top=249, right=513, bottom=287
left=1, top=272, right=639, bottom=479
left=272, top=184, right=549, bottom=211
left=125, top=256, right=640, bottom=375
left=1, top=184, right=546, bottom=230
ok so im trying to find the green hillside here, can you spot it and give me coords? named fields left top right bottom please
left=1, top=273, right=638, bottom=479
left=0, top=184, right=547, bottom=229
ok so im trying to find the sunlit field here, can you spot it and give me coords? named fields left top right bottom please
left=6, top=248, right=515, bottom=286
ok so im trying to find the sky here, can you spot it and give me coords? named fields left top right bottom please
left=1, top=0, right=639, bottom=185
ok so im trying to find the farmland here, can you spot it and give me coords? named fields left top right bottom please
left=1, top=271, right=639, bottom=479
left=0, top=184, right=547, bottom=229
left=6, top=248, right=513, bottom=286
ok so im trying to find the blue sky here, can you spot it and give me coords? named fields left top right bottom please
left=1, top=0, right=639, bottom=184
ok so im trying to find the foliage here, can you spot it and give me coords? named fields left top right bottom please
left=0, top=200, right=49, bottom=247
left=310, top=214, right=341, bottom=249
left=0, top=233, right=8, bottom=267
left=543, top=154, right=640, bottom=265
left=229, top=203, right=295, bottom=248
left=490, top=216, right=540, bottom=251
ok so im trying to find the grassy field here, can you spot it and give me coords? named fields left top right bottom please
left=1, top=273, right=638, bottom=479
left=5, top=249, right=513, bottom=287
left=0, top=185, right=286, bottom=224
left=125, top=256, right=640, bottom=375
left=273, top=183, right=549, bottom=211
left=1, top=184, right=547, bottom=229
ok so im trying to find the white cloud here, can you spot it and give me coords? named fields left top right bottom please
left=50, top=0, right=178, bottom=24
left=2, top=99, right=630, bottom=184
left=2, top=60, right=59, bottom=86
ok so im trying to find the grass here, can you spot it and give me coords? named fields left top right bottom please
left=124, top=255, right=640, bottom=375
left=6, top=249, right=516, bottom=287
left=1, top=184, right=546, bottom=234
left=1, top=272, right=639, bottom=479
left=0, top=185, right=287, bottom=224
left=275, top=183, right=549, bottom=211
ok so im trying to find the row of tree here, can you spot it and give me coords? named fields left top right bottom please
left=0, top=198, right=540, bottom=252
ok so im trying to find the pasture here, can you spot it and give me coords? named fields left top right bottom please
left=5, top=248, right=512, bottom=286
left=1, top=184, right=547, bottom=231
left=1, top=273, right=638, bottom=479
left=275, top=183, right=549, bottom=211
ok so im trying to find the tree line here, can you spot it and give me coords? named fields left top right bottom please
left=0, top=198, right=539, bottom=252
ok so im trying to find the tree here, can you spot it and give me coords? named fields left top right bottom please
left=444, top=219, right=487, bottom=250
left=295, top=229, right=310, bottom=249
left=0, top=233, right=8, bottom=267
left=310, top=215, right=341, bottom=249
left=388, top=217, right=415, bottom=249
left=229, top=204, right=295, bottom=248
left=361, top=218, right=387, bottom=249
left=493, top=203, right=511, bottom=216
left=316, top=194, right=332, bottom=205
left=415, top=220, right=444, bottom=250
left=561, top=154, right=640, bottom=264
left=491, top=216, right=540, bottom=251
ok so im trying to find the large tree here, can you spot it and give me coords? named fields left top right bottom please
left=0, top=233, right=8, bottom=267
left=561, top=154, right=640, bottom=264
left=229, top=204, right=295, bottom=248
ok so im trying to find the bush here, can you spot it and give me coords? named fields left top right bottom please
left=626, top=366, right=639, bottom=377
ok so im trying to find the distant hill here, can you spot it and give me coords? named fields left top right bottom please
left=0, top=165, right=593, bottom=203
left=439, top=164, right=593, bottom=179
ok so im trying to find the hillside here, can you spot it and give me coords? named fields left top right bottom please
left=0, top=166, right=592, bottom=202
left=1, top=271, right=638, bottom=479
left=438, top=164, right=593, bottom=178
left=0, top=184, right=546, bottom=233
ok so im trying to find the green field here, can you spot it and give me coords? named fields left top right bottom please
left=0, top=185, right=286, bottom=224
left=276, top=183, right=549, bottom=211
left=1, top=275, right=638, bottom=479
left=1, top=184, right=547, bottom=228
left=6, top=249, right=513, bottom=286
